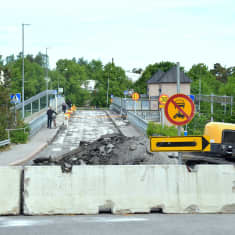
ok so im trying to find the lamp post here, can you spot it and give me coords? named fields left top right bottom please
left=106, top=58, right=114, bottom=106
left=45, top=48, right=49, bottom=108
left=22, top=23, right=30, bottom=119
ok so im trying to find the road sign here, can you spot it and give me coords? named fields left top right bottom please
left=10, top=93, right=21, bottom=104
left=159, top=94, right=169, bottom=105
left=189, top=94, right=195, bottom=102
left=150, top=136, right=210, bottom=152
left=164, top=93, right=195, bottom=126
left=110, top=94, right=114, bottom=98
left=132, top=92, right=140, bottom=101
left=124, top=90, right=128, bottom=96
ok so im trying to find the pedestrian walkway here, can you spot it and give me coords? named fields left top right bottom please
left=0, top=112, right=65, bottom=166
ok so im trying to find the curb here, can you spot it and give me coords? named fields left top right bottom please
left=9, top=120, right=64, bottom=166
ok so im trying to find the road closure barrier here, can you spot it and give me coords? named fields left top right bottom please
left=23, top=165, right=235, bottom=215
left=0, top=167, right=22, bottom=215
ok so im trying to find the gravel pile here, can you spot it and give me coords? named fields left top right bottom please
left=33, top=133, right=177, bottom=170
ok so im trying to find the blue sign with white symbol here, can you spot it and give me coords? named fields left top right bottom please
left=124, top=90, right=128, bottom=96
left=110, top=94, right=114, bottom=98
left=10, top=93, right=21, bottom=104
left=189, top=95, right=195, bottom=102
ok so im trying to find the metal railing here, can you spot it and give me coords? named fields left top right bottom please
left=127, top=111, right=149, bottom=133
left=0, top=139, right=10, bottom=147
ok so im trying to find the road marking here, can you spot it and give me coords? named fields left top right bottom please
left=0, top=219, right=51, bottom=227
left=52, top=148, right=62, bottom=152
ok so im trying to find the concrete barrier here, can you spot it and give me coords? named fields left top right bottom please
left=23, top=165, right=235, bottom=215
left=0, top=167, right=22, bottom=215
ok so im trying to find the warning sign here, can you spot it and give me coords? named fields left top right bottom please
left=159, top=94, right=169, bottom=105
left=132, top=92, right=140, bottom=101
left=164, top=94, right=195, bottom=126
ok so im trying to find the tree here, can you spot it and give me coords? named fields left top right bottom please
left=133, top=61, right=176, bottom=94
left=210, top=63, right=229, bottom=83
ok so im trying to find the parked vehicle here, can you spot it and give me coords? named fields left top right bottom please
left=204, top=122, right=235, bottom=158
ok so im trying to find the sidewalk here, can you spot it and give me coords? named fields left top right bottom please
left=0, top=112, right=65, bottom=166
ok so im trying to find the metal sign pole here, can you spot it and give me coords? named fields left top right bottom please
left=176, top=62, right=182, bottom=164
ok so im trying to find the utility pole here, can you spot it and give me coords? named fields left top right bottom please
left=199, top=66, right=201, bottom=117
left=46, top=48, right=49, bottom=108
left=22, top=23, right=30, bottom=119
left=106, top=58, right=114, bottom=106
left=176, top=62, right=182, bottom=164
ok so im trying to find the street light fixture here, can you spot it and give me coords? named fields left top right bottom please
left=22, top=23, right=30, bottom=119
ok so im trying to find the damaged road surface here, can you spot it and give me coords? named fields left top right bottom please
left=32, top=110, right=177, bottom=167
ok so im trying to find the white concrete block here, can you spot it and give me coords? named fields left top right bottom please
left=0, top=166, right=22, bottom=215
left=24, top=165, right=235, bottom=215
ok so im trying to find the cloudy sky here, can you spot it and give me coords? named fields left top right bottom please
left=1, top=0, right=235, bottom=71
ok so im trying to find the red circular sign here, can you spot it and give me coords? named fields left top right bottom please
left=164, top=94, right=195, bottom=126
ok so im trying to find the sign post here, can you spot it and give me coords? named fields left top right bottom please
left=159, top=94, right=169, bottom=127
left=132, top=92, right=140, bottom=114
left=164, top=92, right=195, bottom=164
left=10, top=93, right=21, bottom=124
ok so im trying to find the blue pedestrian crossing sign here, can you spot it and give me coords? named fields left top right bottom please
left=10, top=93, right=21, bottom=104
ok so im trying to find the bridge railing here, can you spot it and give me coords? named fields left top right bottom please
left=110, top=97, right=161, bottom=134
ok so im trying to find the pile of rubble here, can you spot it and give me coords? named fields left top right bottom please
left=33, top=133, right=177, bottom=170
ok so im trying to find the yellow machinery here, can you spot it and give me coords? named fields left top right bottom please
left=204, top=122, right=235, bottom=158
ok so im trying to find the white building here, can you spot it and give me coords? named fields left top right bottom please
left=81, top=80, right=96, bottom=92
left=125, top=71, right=142, bottom=83
left=0, top=70, right=4, bottom=84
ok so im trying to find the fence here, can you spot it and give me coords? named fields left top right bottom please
left=110, top=97, right=161, bottom=134
left=0, top=94, right=65, bottom=147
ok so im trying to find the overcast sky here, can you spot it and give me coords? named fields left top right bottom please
left=1, top=0, right=235, bottom=71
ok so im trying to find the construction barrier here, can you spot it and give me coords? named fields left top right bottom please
left=23, top=165, right=235, bottom=215
left=0, top=167, right=22, bottom=215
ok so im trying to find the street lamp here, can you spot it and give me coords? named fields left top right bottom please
left=22, top=23, right=30, bottom=119
left=45, top=48, right=49, bottom=108
left=106, top=58, right=114, bottom=106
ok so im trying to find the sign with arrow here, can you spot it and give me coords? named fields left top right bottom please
left=150, top=136, right=210, bottom=152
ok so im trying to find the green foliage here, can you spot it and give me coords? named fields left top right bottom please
left=134, top=61, right=175, bottom=94
left=9, top=129, right=29, bottom=144
left=185, top=113, right=210, bottom=135
left=147, top=122, right=178, bottom=137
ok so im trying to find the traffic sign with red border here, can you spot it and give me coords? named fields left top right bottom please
left=159, top=94, right=169, bottom=105
left=132, top=92, right=140, bottom=101
left=164, top=94, right=195, bottom=126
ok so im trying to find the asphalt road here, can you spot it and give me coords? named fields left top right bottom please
left=32, top=110, right=119, bottom=160
left=0, top=214, right=234, bottom=235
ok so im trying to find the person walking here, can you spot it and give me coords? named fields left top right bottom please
left=47, top=107, right=57, bottom=129
left=62, top=103, right=66, bottom=113
left=52, top=110, right=57, bottom=128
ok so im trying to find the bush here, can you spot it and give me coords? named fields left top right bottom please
left=185, top=113, right=210, bottom=135
left=147, top=122, right=179, bottom=137
left=10, top=129, right=29, bottom=144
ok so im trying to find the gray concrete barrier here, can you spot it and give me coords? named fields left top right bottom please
left=0, top=167, right=22, bottom=215
left=23, top=165, right=235, bottom=215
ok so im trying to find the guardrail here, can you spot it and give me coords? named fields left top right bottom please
left=127, top=111, right=149, bottom=133
left=0, top=139, right=10, bottom=147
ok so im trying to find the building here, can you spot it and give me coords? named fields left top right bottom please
left=147, top=66, right=191, bottom=99
left=81, top=80, right=96, bottom=92
left=147, top=66, right=191, bottom=125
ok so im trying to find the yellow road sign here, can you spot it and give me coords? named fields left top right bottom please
left=150, top=136, right=210, bottom=152
left=132, top=92, right=140, bottom=101
left=159, top=94, right=169, bottom=105
left=165, top=94, right=195, bottom=126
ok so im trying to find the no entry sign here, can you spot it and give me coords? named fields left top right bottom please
left=164, top=94, right=195, bottom=126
